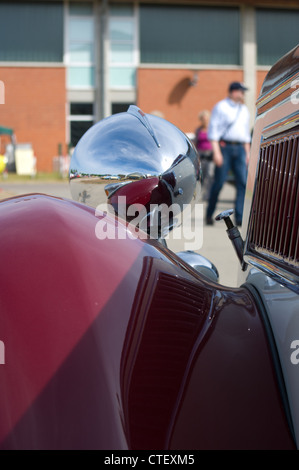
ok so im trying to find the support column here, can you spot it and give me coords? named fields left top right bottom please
left=96, top=0, right=109, bottom=121
left=241, top=5, right=257, bottom=129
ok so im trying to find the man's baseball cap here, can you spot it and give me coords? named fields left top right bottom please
left=229, top=81, right=248, bottom=92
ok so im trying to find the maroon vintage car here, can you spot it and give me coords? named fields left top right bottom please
left=0, top=46, right=298, bottom=450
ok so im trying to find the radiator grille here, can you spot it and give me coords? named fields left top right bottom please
left=247, top=133, right=299, bottom=275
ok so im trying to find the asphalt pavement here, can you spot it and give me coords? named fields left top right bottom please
left=167, top=182, right=240, bottom=287
left=0, top=177, right=240, bottom=287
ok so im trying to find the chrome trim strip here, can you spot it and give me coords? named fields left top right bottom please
left=128, top=105, right=161, bottom=148
left=244, top=253, right=299, bottom=294
left=262, top=111, right=299, bottom=140
left=256, top=71, right=299, bottom=110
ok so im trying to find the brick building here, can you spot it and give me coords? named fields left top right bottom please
left=0, top=0, right=298, bottom=172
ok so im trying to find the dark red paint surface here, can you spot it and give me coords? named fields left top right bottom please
left=0, top=195, right=295, bottom=449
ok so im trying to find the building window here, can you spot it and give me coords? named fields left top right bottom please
left=257, top=9, right=299, bottom=66
left=66, top=1, right=95, bottom=88
left=111, top=103, right=133, bottom=114
left=0, top=1, right=63, bottom=62
left=108, top=4, right=137, bottom=88
left=140, top=5, right=240, bottom=65
left=69, top=102, right=94, bottom=147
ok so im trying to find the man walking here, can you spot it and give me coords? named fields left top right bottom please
left=206, top=81, right=251, bottom=226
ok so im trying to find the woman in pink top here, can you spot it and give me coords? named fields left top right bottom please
left=195, top=110, right=214, bottom=201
